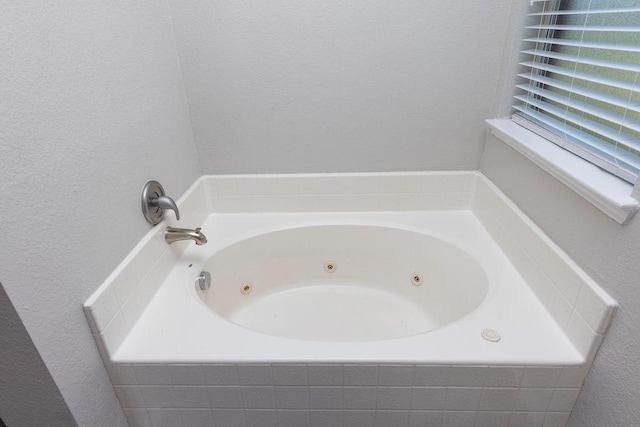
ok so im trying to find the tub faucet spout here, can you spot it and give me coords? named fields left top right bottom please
left=165, top=227, right=207, bottom=245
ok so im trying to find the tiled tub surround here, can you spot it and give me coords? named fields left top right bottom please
left=84, top=172, right=616, bottom=427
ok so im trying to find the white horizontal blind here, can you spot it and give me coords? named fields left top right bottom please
left=513, top=0, right=640, bottom=183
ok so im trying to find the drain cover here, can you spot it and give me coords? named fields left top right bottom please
left=481, top=328, right=501, bottom=342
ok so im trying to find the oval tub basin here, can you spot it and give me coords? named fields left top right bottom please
left=198, top=225, right=489, bottom=342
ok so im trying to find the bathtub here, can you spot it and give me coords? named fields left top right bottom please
left=85, top=172, right=616, bottom=426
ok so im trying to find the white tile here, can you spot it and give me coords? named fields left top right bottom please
left=548, top=261, right=583, bottom=307
left=203, top=364, right=239, bottom=385
left=230, top=195, right=261, bottom=212
left=245, top=409, right=277, bottom=427
left=217, top=196, right=242, bottom=212
left=112, top=234, right=165, bottom=306
left=515, top=388, right=554, bottom=412
left=343, top=387, right=377, bottom=409
left=520, top=367, right=562, bottom=388
left=478, top=387, right=518, bottom=411
left=141, top=386, right=177, bottom=408
left=241, top=386, right=276, bottom=409
left=548, top=388, right=580, bottom=412
left=557, top=366, right=589, bottom=388
left=544, top=412, right=571, bottom=427
left=410, top=387, right=447, bottom=410
left=448, top=366, right=487, bottom=387
left=400, top=175, right=424, bottom=193
left=307, top=365, right=342, bottom=386
left=168, top=364, right=205, bottom=385
left=87, top=286, right=119, bottom=333
left=295, top=175, right=315, bottom=195
left=235, top=176, right=259, bottom=195
left=440, top=192, right=472, bottom=210
left=272, top=365, right=308, bottom=385
left=343, top=365, right=378, bottom=386
left=485, top=367, right=523, bottom=387
left=378, top=365, right=414, bottom=386
left=343, top=410, right=376, bottom=427
left=276, top=176, right=301, bottom=195
left=123, top=408, right=151, bottom=427
left=541, top=283, right=574, bottom=332
left=115, top=386, right=145, bottom=408
left=148, top=409, right=183, bottom=427
left=237, top=364, right=272, bottom=385
left=100, top=312, right=129, bottom=359
left=413, top=366, right=450, bottom=386
left=256, top=176, right=283, bottom=195
left=120, top=248, right=177, bottom=328
left=419, top=174, right=444, bottom=193
left=575, top=284, right=614, bottom=334
left=509, top=411, right=546, bottom=427
left=214, top=177, right=238, bottom=196
left=208, top=386, right=242, bottom=409
left=278, top=410, right=310, bottom=427
left=179, top=409, right=214, bottom=427
left=464, top=173, right=479, bottom=193
left=308, top=387, right=342, bottom=409
left=444, top=388, right=481, bottom=411
left=443, top=411, right=476, bottom=427
left=566, top=311, right=599, bottom=358
left=107, top=364, right=138, bottom=385
left=212, top=409, right=246, bottom=427
left=376, top=387, right=412, bottom=410
left=408, top=410, right=443, bottom=427
left=174, top=386, right=210, bottom=408
left=440, top=173, right=468, bottom=193
left=378, top=174, right=403, bottom=193
left=309, top=410, right=342, bottom=427
left=375, top=410, right=409, bottom=427
left=475, top=411, right=510, bottom=427
left=135, top=365, right=171, bottom=385
left=275, top=386, right=309, bottom=409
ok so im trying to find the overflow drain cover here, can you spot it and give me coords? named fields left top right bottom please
left=481, top=328, right=501, bottom=342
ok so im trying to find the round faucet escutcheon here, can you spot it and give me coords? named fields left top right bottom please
left=141, top=180, right=180, bottom=225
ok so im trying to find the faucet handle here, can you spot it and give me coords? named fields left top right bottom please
left=141, top=180, right=180, bottom=225
left=154, top=196, right=180, bottom=220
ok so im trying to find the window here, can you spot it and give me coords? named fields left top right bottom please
left=513, top=0, right=640, bottom=183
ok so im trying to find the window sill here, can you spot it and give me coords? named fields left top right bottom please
left=486, top=119, right=639, bottom=225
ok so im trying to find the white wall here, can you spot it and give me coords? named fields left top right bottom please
left=0, top=1, right=200, bottom=425
left=0, top=284, right=76, bottom=426
left=481, top=136, right=640, bottom=426
left=169, top=0, right=513, bottom=174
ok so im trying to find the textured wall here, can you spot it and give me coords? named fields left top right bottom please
left=0, top=1, right=200, bottom=425
left=168, top=0, right=513, bottom=174
left=481, top=136, right=640, bottom=426
left=0, top=284, right=76, bottom=426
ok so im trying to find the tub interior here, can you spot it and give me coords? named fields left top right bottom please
left=199, top=225, right=489, bottom=342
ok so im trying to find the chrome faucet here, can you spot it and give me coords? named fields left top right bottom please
left=165, top=227, right=208, bottom=245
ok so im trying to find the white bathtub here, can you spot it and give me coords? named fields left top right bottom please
left=85, top=172, right=616, bottom=426
left=114, top=210, right=580, bottom=365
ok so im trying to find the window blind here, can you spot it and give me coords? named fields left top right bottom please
left=513, top=0, right=640, bottom=183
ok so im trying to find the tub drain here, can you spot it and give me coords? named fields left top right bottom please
left=481, top=328, right=501, bottom=342
left=241, top=282, right=253, bottom=295
left=411, top=273, right=424, bottom=286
